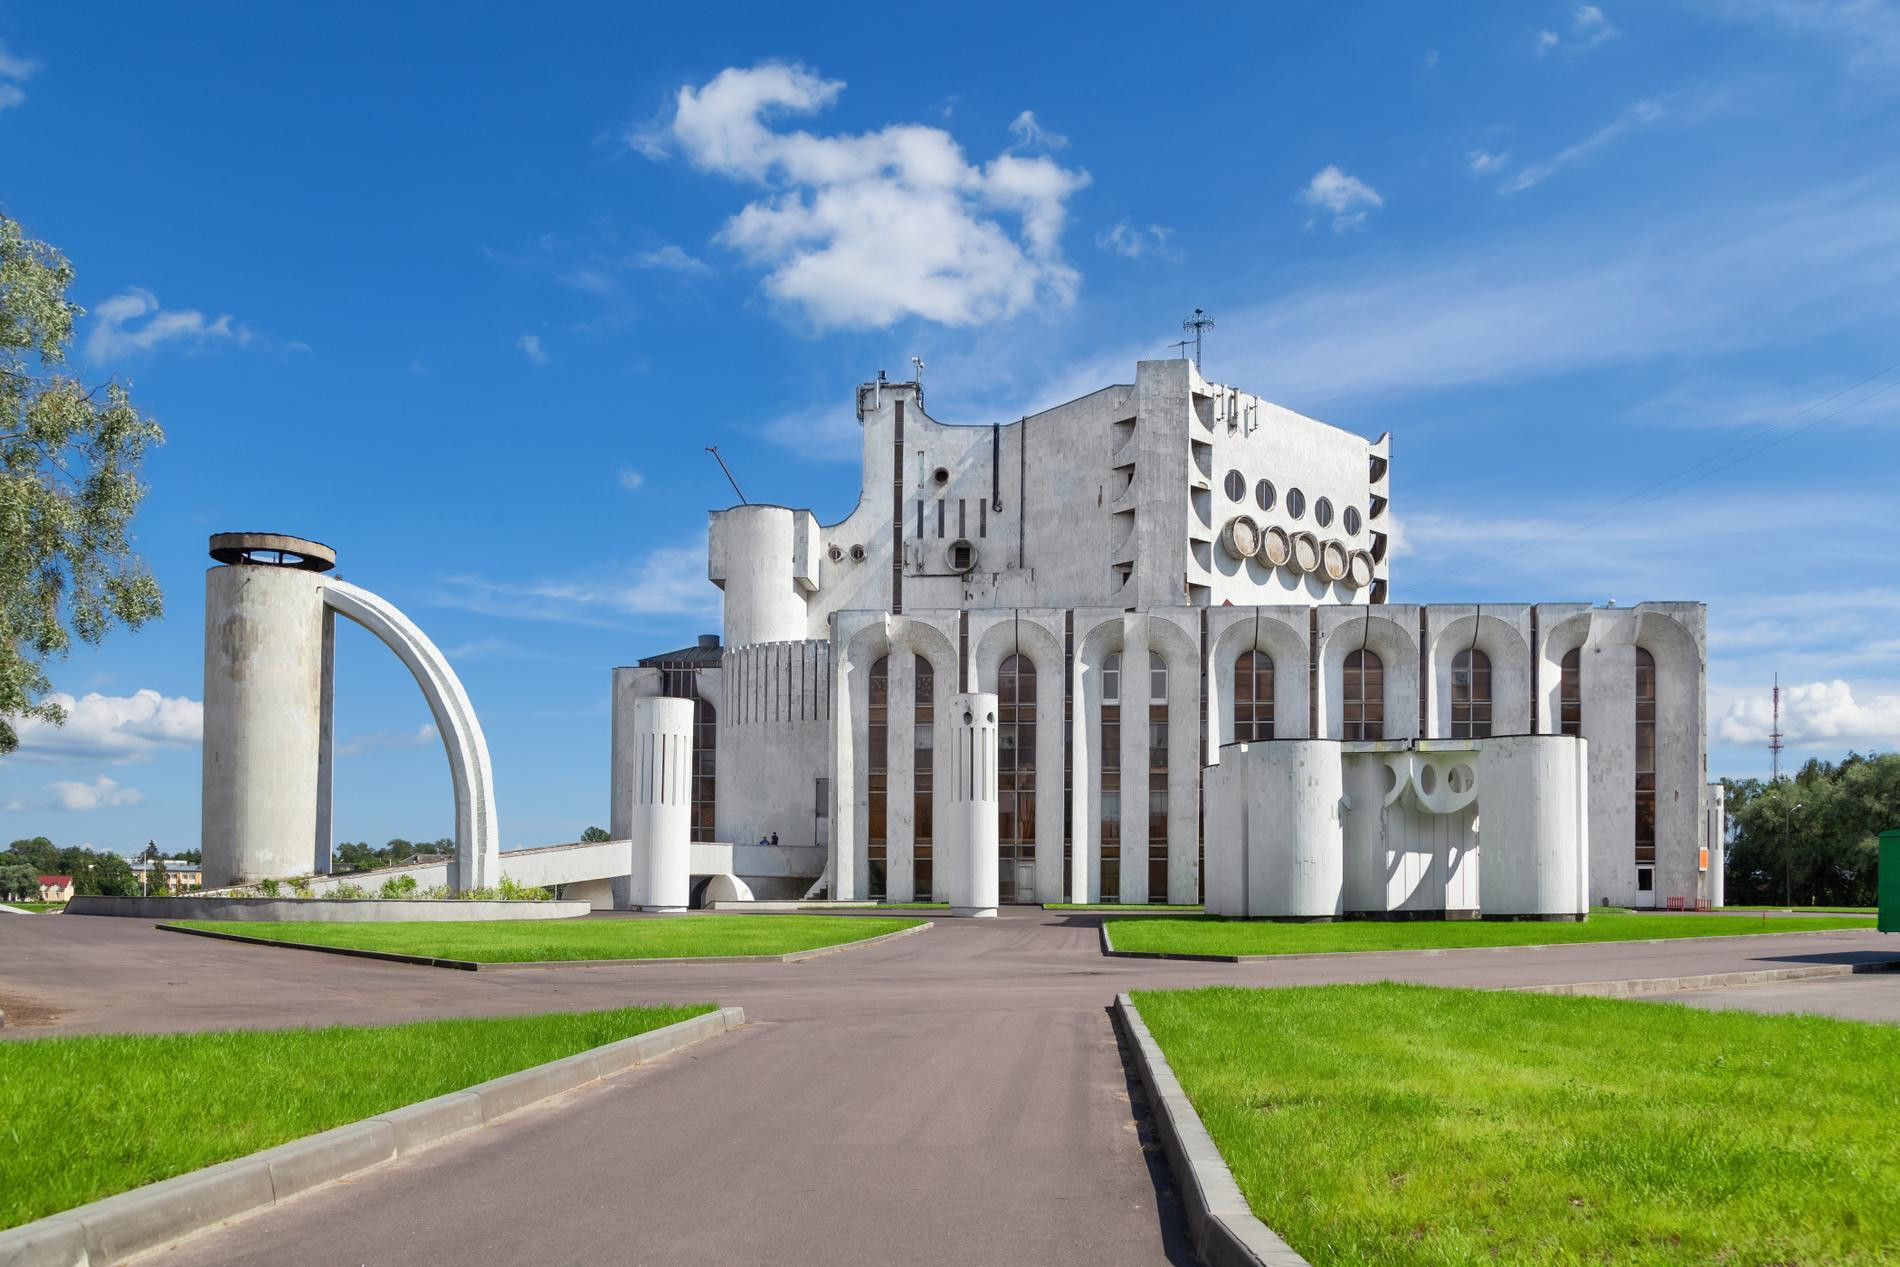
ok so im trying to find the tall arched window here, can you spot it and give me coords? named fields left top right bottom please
left=1233, top=650, right=1274, bottom=742
left=866, top=656, right=889, bottom=900
left=997, top=654, right=1036, bottom=903
left=1342, top=648, right=1384, bottom=740
left=1148, top=652, right=1169, bottom=902
left=1099, top=653, right=1121, bottom=903
left=1450, top=648, right=1492, bottom=739
left=691, top=698, right=717, bottom=842
left=913, top=656, right=933, bottom=900
left=1559, top=648, right=1582, bottom=736
left=1634, top=648, right=1657, bottom=865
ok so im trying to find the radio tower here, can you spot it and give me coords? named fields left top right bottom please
left=1182, top=308, right=1215, bottom=371
left=1769, top=672, right=1785, bottom=783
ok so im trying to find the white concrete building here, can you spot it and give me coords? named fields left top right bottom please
left=620, top=359, right=1719, bottom=912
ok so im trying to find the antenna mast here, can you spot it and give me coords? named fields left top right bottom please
left=1182, top=307, right=1215, bottom=371
left=1769, top=672, right=1784, bottom=782
left=705, top=446, right=748, bottom=505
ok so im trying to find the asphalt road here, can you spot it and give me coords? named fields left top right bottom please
left=1, top=910, right=1895, bottom=1265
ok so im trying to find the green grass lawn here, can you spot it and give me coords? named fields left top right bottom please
left=1046, top=903, right=1204, bottom=911
left=1105, top=905, right=1874, bottom=956
left=0, top=1006, right=710, bottom=1229
left=1723, top=904, right=1877, bottom=914
left=170, top=913, right=925, bottom=962
left=1, top=902, right=64, bottom=912
left=1134, top=984, right=1900, bottom=1266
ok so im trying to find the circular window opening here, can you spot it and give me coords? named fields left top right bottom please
left=947, top=539, right=977, bottom=573
left=1314, top=497, right=1334, bottom=528
left=1223, top=469, right=1246, bottom=501
left=1448, top=765, right=1475, bottom=794
left=1343, top=506, right=1363, bottom=536
left=933, top=466, right=950, bottom=485
left=1254, top=479, right=1276, bottom=512
left=849, top=544, right=866, bottom=562
left=1286, top=487, right=1307, bottom=519
left=827, top=544, right=843, bottom=562
left=1419, top=764, right=1438, bottom=794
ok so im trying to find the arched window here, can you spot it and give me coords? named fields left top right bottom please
left=1635, top=648, right=1657, bottom=866
left=1559, top=648, right=1582, bottom=736
left=691, top=697, right=717, bottom=842
left=996, top=654, right=1036, bottom=903
left=1099, top=653, right=1121, bottom=903
left=1148, top=652, right=1169, bottom=902
left=1233, top=650, right=1274, bottom=742
left=1342, top=648, right=1383, bottom=741
left=1450, top=648, right=1492, bottom=739
left=913, top=656, right=933, bottom=900
left=867, top=656, right=889, bottom=900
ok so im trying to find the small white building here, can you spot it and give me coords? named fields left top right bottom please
left=619, top=359, right=1718, bottom=912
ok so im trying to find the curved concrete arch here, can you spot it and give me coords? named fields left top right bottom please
left=1207, top=609, right=1310, bottom=750
left=1428, top=613, right=1533, bottom=736
left=1317, top=611, right=1420, bottom=740
left=972, top=614, right=1067, bottom=902
left=1071, top=613, right=1127, bottom=903
left=320, top=578, right=499, bottom=893
left=1537, top=608, right=1594, bottom=733
left=835, top=618, right=894, bottom=900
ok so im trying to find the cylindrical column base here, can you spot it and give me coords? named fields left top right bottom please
left=946, top=692, right=999, bottom=918
left=614, top=696, right=695, bottom=912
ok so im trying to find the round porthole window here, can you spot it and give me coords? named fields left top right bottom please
left=946, top=539, right=977, bottom=573
left=1315, top=497, right=1334, bottom=528
left=933, top=466, right=950, bottom=485
left=1286, top=487, right=1307, bottom=519
left=1343, top=506, right=1363, bottom=536
left=1223, top=469, right=1245, bottom=501
left=827, top=544, right=844, bottom=562
left=849, top=544, right=866, bottom=562
left=1254, top=479, right=1275, bottom=512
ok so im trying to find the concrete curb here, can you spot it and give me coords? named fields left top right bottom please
left=1097, top=921, right=1877, bottom=964
left=1113, top=994, right=1310, bottom=1267
left=1514, top=957, right=1900, bottom=998
left=0, top=1006, right=744, bottom=1267
left=155, top=918, right=931, bottom=971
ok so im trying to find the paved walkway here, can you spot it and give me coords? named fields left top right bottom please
left=2, top=911, right=1895, bottom=1265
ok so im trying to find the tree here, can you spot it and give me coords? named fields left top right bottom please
left=4, top=835, right=59, bottom=873
left=1724, top=752, right=1896, bottom=906
left=144, top=857, right=168, bottom=896
left=580, top=826, right=611, bottom=843
left=0, top=862, right=36, bottom=900
left=140, top=841, right=159, bottom=861
left=0, top=213, right=164, bottom=754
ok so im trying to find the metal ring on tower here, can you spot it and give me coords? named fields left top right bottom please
left=1257, top=524, right=1292, bottom=567
left=1347, top=550, right=1375, bottom=589
left=1288, top=531, right=1321, bottom=574
left=1321, top=539, right=1349, bottom=582
left=1222, top=515, right=1260, bottom=561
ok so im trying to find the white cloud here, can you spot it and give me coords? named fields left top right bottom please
left=338, top=723, right=437, bottom=758
left=617, top=467, right=647, bottom=491
left=763, top=401, right=864, bottom=462
left=649, top=62, right=1090, bottom=330
left=1539, top=5, right=1621, bottom=54
left=437, top=540, right=719, bottom=627
left=47, top=776, right=143, bottom=812
left=628, top=244, right=712, bottom=275
left=1007, top=110, right=1068, bottom=151
left=1719, top=680, right=1900, bottom=749
left=1501, top=98, right=1665, bottom=192
left=1300, top=165, right=1383, bottom=232
left=1466, top=149, right=1511, bottom=176
left=1095, top=220, right=1178, bottom=260
left=1632, top=373, right=1900, bottom=429
left=517, top=333, right=549, bottom=366
left=10, top=689, right=202, bottom=763
left=84, top=288, right=254, bottom=363
left=0, top=41, right=36, bottom=111
left=1709, top=0, right=1900, bottom=81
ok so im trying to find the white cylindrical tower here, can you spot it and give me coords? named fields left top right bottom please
left=615, top=695, right=695, bottom=912
left=1476, top=735, right=1589, bottom=920
left=201, top=533, right=334, bottom=888
left=1206, top=739, right=1345, bottom=918
left=709, top=505, right=808, bottom=647
left=946, top=691, right=999, bottom=918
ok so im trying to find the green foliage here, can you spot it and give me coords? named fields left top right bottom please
left=169, top=915, right=926, bottom=963
left=326, top=882, right=369, bottom=900
left=0, top=1005, right=714, bottom=1229
left=1135, top=984, right=1900, bottom=1265
left=256, top=878, right=281, bottom=898
left=0, top=213, right=165, bottom=754
left=1723, top=751, right=1898, bottom=907
left=0, top=838, right=136, bottom=895
left=455, top=884, right=499, bottom=900
left=579, top=825, right=611, bottom=843
left=496, top=873, right=550, bottom=901
left=0, top=862, right=38, bottom=900
left=332, top=836, right=453, bottom=873
left=143, top=857, right=167, bottom=896
left=378, top=873, right=418, bottom=899
left=290, top=876, right=315, bottom=899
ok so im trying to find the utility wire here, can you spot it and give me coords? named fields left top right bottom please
left=1413, top=363, right=1900, bottom=587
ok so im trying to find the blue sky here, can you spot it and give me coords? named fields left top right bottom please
left=3, top=1, right=1897, bottom=856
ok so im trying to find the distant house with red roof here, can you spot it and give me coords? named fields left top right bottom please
left=37, top=875, right=73, bottom=902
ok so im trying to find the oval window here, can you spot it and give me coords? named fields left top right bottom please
left=1315, top=497, right=1334, bottom=528
left=1254, top=479, right=1276, bottom=512
left=1223, top=469, right=1245, bottom=501
left=1343, top=506, right=1363, bottom=536
left=1286, top=487, right=1306, bottom=519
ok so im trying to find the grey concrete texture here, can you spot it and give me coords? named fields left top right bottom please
left=3, top=910, right=1897, bottom=1265
left=0, top=1007, right=742, bottom=1266
left=66, top=897, right=590, bottom=922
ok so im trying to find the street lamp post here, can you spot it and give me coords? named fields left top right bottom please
left=1782, top=799, right=1805, bottom=908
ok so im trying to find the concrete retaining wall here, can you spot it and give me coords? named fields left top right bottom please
left=65, top=896, right=590, bottom=922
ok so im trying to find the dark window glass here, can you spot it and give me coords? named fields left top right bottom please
left=1287, top=487, right=1307, bottom=519
left=913, top=656, right=933, bottom=899
left=1148, top=652, right=1169, bottom=901
left=1255, top=479, right=1276, bottom=512
left=867, top=656, right=889, bottom=900
left=1342, top=648, right=1384, bottom=741
left=1099, top=652, right=1120, bottom=903
left=1559, top=648, right=1582, bottom=737
left=1635, top=648, right=1657, bottom=865
left=1233, top=649, right=1275, bottom=742
left=997, top=654, right=1036, bottom=902
left=1449, top=648, right=1492, bottom=739
left=1223, top=469, right=1245, bottom=501
left=1343, top=506, right=1363, bottom=536
left=1315, top=497, right=1334, bottom=527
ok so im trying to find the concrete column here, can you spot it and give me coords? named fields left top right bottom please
left=1205, top=740, right=1344, bottom=918
left=1476, top=735, right=1589, bottom=919
left=1119, top=617, right=1151, bottom=904
left=709, top=506, right=808, bottom=646
left=610, top=667, right=663, bottom=841
left=887, top=648, right=917, bottom=901
left=202, top=562, right=328, bottom=888
left=614, top=696, right=694, bottom=912
left=946, top=692, right=999, bottom=917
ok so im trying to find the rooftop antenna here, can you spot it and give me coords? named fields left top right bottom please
left=705, top=445, right=748, bottom=505
left=1770, top=672, right=1785, bottom=782
left=1167, top=338, right=1192, bottom=360
left=910, top=356, right=925, bottom=408
left=1182, top=307, right=1215, bottom=371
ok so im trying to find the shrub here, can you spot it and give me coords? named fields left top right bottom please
left=291, top=876, right=315, bottom=899
left=328, top=882, right=369, bottom=900
left=258, top=878, right=282, bottom=898
left=497, top=874, right=551, bottom=902
left=417, top=884, right=449, bottom=900
left=457, top=885, right=499, bottom=901
left=379, top=874, right=419, bottom=899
